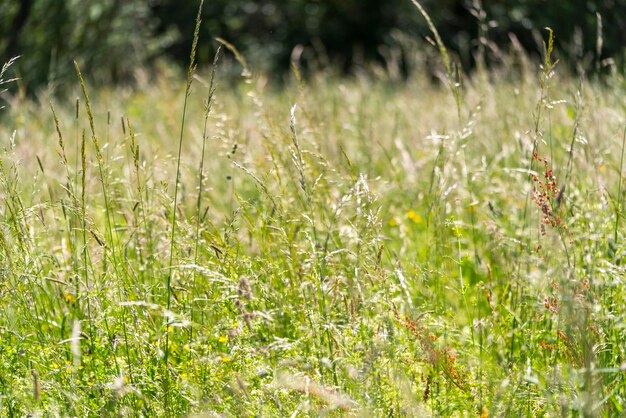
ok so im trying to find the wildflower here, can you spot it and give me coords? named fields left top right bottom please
left=406, top=210, right=422, bottom=224
left=218, top=336, right=228, bottom=343
left=221, top=356, right=230, bottom=363
left=446, top=217, right=462, bottom=238
left=65, top=294, right=76, bottom=305
left=544, top=296, right=558, bottom=313
left=531, top=152, right=568, bottom=236
left=388, top=218, right=398, bottom=227
left=582, top=278, right=590, bottom=291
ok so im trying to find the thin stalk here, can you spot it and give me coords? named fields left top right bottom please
left=126, top=119, right=146, bottom=293
left=409, top=0, right=463, bottom=123
left=517, top=28, right=557, bottom=273
left=51, top=103, right=80, bottom=285
left=191, top=45, right=221, bottom=341
left=165, top=0, right=204, bottom=409
left=74, top=61, right=132, bottom=384
left=79, top=131, right=95, bottom=352
left=615, top=126, right=626, bottom=242
left=73, top=61, right=119, bottom=275
left=455, top=222, right=474, bottom=346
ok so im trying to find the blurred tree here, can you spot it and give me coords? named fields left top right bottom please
left=458, top=0, right=626, bottom=70
left=0, top=0, right=171, bottom=92
left=1, top=0, right=625, bottom=92
left=151, top=0, right=625, bottom=75
left=149, top=0, right=416, bottom=73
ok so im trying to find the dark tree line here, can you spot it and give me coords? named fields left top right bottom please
left=1, top=0, right=625, bottom=91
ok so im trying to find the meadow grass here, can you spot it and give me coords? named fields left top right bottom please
left=1, top=28, right=626, bottom=417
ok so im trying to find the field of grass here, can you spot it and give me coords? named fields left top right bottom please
left=1, top=21, right=626, bottom=416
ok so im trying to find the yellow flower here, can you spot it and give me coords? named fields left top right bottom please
left=389, top=218, right=398, bottom=227
left=65, top=294, right=76, bottom=305
left=406, top=210, right=422, bottom=224
left=221, top=356, right=230, bottom=363
left=218, top=336, right=229, bottom=343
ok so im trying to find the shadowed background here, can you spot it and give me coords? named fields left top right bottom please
left=1, top=0, right=625, bottom=92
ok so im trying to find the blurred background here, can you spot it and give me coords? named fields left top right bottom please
left=1, top=0, right=625, bottom=92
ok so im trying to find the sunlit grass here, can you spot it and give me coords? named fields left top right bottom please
left=1, top=41, right=626, bottom=416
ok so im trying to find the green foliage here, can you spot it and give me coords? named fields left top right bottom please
left=0, top=0, right=170, bottom=92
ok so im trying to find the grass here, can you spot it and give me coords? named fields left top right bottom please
left=1, top=20, right=626, bottom=417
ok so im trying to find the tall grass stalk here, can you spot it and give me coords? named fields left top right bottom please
left=73, top=62, right=119, bottom=274
left=74, top=61, right=134, bottom=384
left=615, top=126, right=626, bottom=242
left=164, top=0, right=204, bottom=408
left=79, top=130, right=95, bottom=348
left=409, top=0, right=463, bottom=123
left=191, top=45, right=222, bottom=341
